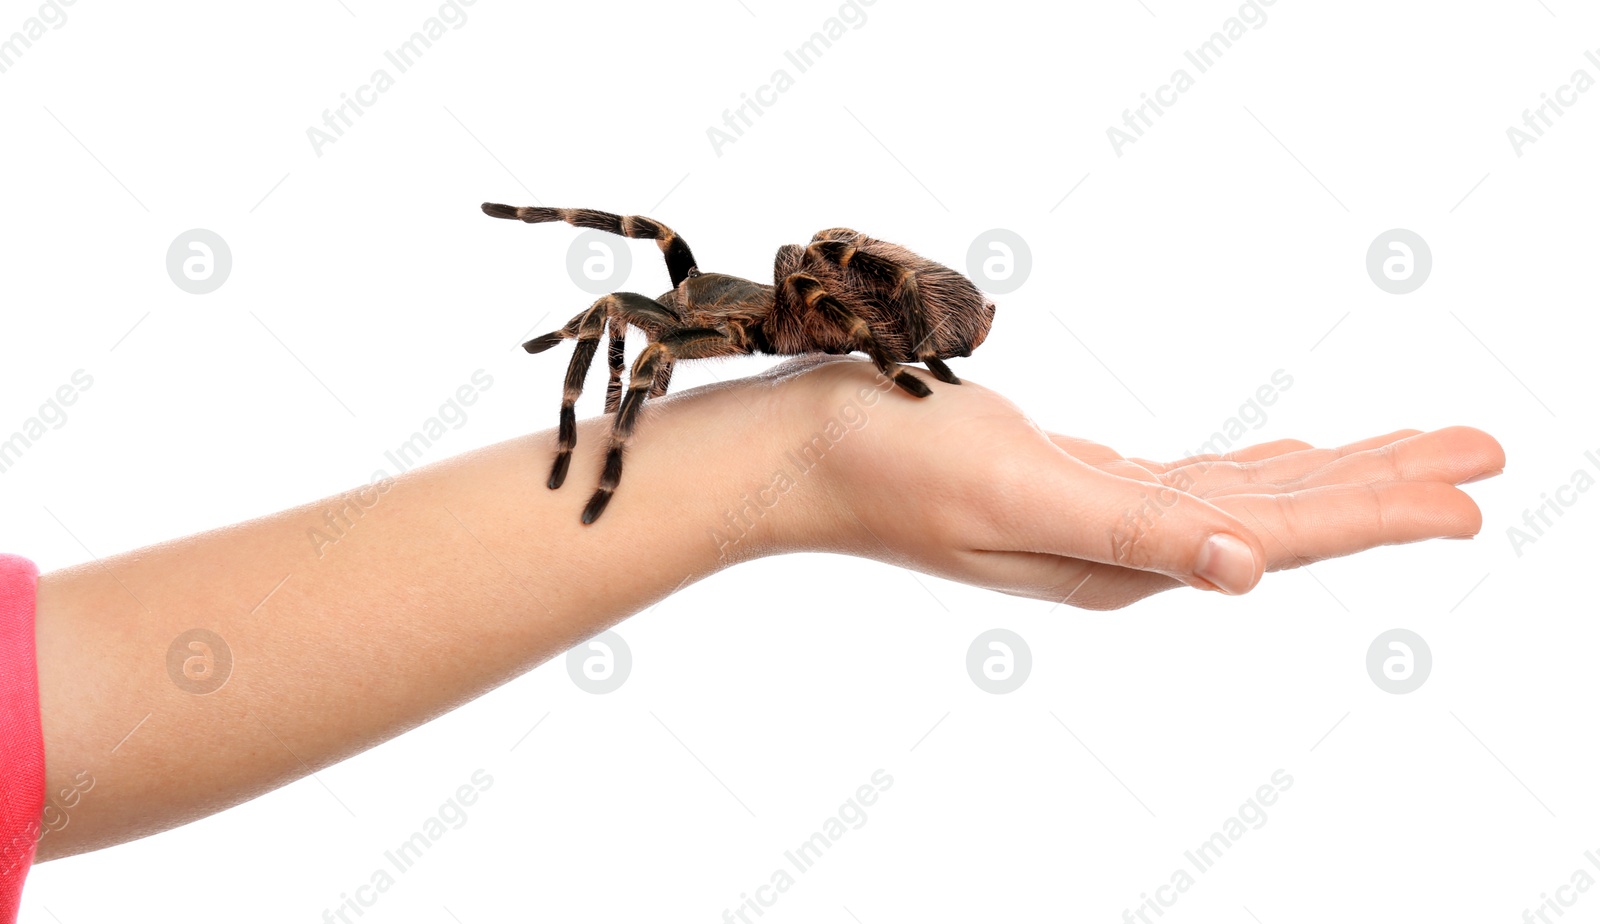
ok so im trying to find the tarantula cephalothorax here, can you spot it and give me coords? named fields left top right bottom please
left=481, top=202, right=998, bottom=524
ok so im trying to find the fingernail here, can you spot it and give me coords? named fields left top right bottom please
left=1198, top=533, right=1257, bottom=595
left=1461, top=469, right=1503, bottom=485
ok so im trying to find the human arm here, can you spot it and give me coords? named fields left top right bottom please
left=30, top=356, right=1502, bottom=859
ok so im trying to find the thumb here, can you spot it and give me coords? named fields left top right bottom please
left=996, top=450, right=1266, bottom=594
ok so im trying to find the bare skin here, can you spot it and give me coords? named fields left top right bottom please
left=29, top=357, right=1503, bottom=860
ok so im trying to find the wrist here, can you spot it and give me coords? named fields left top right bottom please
left=687, top=385, right=825, bottom=566
left=706, top=359, right=899, bottom=562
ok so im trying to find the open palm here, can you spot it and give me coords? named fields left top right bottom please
left=747, top=357, right=1503, bottom=610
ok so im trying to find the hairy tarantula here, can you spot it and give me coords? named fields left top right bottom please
left=481, top=203, right=997, bottom=524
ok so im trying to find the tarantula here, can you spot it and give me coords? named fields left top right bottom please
left=481, top=203, right=997, bottom=524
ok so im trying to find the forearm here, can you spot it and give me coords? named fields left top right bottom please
left=31, top=380, right=816, bottom=860
left=24, top=357, right=1497, bottom=859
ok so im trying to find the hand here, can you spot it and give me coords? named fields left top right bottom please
left=748, top=357, right=1503, bottom=610
left=27, top=352, right=1504, bottom=859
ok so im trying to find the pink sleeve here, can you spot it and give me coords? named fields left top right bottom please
left=0, top=554, right=43, bottom=924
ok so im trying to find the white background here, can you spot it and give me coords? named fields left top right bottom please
left=3, top=0, right=1596, bottom=921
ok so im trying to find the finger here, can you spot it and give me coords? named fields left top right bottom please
left=951, top=549, right=1183, bottom=610
left=1047, top=434, right=1162, bottom=484
left=1045, top=434, right=1124, bottom=466
left=1161, top=429, right=1427, bottom=495
left=991, top=448, right=1266, bottom=595
left=1132, top=437, right=1315, bottom=474
left=1215, top=438, right=1316, bottom=464
left=1322, top=428, right=1426, bottom=455
left=1213, top=481, right=1483, bottom=569
left=1201, top=427, right=1504, bottom=498
left=962, top=475, right=1485, bottom=609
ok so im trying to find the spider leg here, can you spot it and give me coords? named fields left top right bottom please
left=522, top=293, right=681, bottom=488
left=482, top=204, right=699, bottom=287
left=805, top=239, right=960, bottom=386
left=605, top=314, right=679, bottom=409
left=524, top=291, right=680, bottom=355
left=583, top=328, right=750, bottom=524
left=522, top=306, right=597, bottom=354
left=648, top=359, right=675, bottom=399
left=548, top=303, right=609, bottom=489
left=604, top=315, right=627, bottom=415
left=780, top=273, right=932, bottom=398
